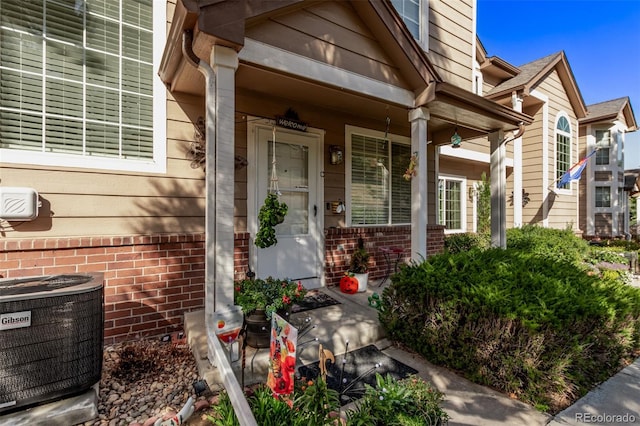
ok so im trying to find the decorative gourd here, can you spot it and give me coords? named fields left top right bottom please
left=340, top=274, right=358, bottom=294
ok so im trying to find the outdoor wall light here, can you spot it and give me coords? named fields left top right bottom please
left=451, top=127, right=462, bottom=148
left=329, top=145, right=343, bottom=165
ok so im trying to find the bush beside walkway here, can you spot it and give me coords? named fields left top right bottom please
left=380, top=226, right=640, bottom=414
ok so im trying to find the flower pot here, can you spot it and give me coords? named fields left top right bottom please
left=353, top=272, right=368, bottom=292
left=243, top=308, right=291, bottom=349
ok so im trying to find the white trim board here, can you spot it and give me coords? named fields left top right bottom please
left=239, top=38, right=415, bottom=107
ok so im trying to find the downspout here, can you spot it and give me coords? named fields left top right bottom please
left=182, top=29, right=216, bottom=320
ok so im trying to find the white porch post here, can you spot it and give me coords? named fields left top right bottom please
left=206, top=46, right=238, bottom=363
left=409, top=107, right=429, bottom=261
left=490, top=130, right=506, bottom=248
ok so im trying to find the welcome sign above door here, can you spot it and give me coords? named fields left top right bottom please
left=276, top=115, right=307, bottom=132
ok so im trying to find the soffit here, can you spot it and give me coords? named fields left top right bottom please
left=161, top=0, right=532, bottom=141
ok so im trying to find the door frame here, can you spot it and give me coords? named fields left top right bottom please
left=247, top=118, right=325, bottom=288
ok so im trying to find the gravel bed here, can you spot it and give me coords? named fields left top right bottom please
left=79, top=338, right=215, bottom=426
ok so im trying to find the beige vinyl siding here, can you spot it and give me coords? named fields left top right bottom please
left=520, top=69, right=579, bottom=229
left=521, top=105, right=545, bottom=225
left=0, top=93, right=205, bottom=237
left=427, top=0, right=474, bottom=90
left=245, top=2, right=409, bottom=89
left=0, top=1, right=202, bottom=239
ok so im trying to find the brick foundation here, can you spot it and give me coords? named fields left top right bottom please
left=323, top=225, right=445, bottom=286
left=1, top=226, right=444, bottom=343
left=1, top=233, right=207, bottom=344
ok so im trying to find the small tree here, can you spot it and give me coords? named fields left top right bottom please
left=476, top=172, right=491, bottom=234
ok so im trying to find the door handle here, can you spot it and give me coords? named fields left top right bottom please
left=313, top=205, right=317, bottom=217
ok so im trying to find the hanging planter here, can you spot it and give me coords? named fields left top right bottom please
left=255, top=192, right=288, bottom=248
left=255, top=126, right=288, bottom=249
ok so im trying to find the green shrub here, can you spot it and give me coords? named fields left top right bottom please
left=380, top=245, right=640, bottom=413
left=444, top=232, right=490, bottom=253
left=506, top=225, right=590, bottom=264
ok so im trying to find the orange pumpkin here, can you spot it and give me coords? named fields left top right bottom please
left=340, top=275, right=358, bottom=294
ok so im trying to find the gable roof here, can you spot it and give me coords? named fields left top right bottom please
left=486, top=51, right=587, bottom=118
left=580, top=97, right=638, bottom=131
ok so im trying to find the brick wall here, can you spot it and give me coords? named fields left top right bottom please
left=1, top=233, right=207, bottom=344
left=1, top=227, right=444, bottom=343
left=324, top=225, right=445, bottom=286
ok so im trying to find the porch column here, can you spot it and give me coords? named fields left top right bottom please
left=409, top=107, right=429, bottom=261
left=205, top=46, right=237, bottom=364
left=490, top=130, right=506, bottom=248
left=212, top=46, right=238, bottom=310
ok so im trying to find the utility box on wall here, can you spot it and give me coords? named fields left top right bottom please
left=0, top=187, right=39, bottom=221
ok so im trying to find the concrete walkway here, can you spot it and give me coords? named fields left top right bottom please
left=186, top=277, right=640, bottom=425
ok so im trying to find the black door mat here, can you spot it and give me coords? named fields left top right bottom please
left=297, top=344, right=418, bottom=405
left=291, top=290, right=341, bottom=314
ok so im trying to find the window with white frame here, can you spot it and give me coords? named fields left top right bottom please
left=595, top=130, right=610, bottom=165
left=438, top=176, right=465, bottom=232
left=595, top=186, right=611, bottom=208
left=595, top=147, right=610, bottom=165
left=555, top=115, right=572, bottom=190
left=0, top=0, right=165, bottom=172
left=391, top=0, right=427, bottom=49
left=347, top=128, right=411, bottom=226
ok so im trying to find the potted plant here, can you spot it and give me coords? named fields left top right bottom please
left=234, top=277, right=306, bottom=348
left=349, top=238, right=370, bottom=292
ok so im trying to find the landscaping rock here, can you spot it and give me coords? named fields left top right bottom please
left=78, top=338, right=212, bottom=426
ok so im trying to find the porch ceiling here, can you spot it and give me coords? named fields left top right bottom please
left=170, top=60, right=532, bottom=144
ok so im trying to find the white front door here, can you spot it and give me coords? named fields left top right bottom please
left=248, top=122, right=324, bottom=289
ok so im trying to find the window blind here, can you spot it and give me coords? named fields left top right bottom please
left=0, top=0, right=154, bottom=161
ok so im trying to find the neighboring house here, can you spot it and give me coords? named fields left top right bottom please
left=579, top=98, right=638, bottom=239
left=0, top=1, right=531, bottom=344
left=469, top=46, right=637, bottom=238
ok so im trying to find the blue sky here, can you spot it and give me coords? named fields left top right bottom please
left=477, top=0, right=640, bottom=169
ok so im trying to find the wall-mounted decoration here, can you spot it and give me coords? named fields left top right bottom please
left=276, top=107, right=307, bottom=132
left=329, top=145, right=343, bottom=165
left=403, top=152, right=418, bottom=181
left=330, top=200, right=346, bottom=214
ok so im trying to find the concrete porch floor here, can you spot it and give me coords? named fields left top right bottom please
left=183, top=282, right=388, bottom=392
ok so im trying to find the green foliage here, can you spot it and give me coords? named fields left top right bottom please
left=255, top=193, right=288, bottom=248
left=208, top=391, right=239, bottom=426
left=506, top=225, right=590, bottom=264
left=208, top=374, right=447, bottom=425
left=294, top=376, right=340, bottom=425
left=234, top=277, right=306, bottom=319
left=349, top=238, right=371, bottom=273
left=605, top=239, right=640, bottom=251
left=379, top=230, right=640, bottom=414
left=444, top=232, right=490, bottom=254
left=476, top=172, right=491, bottom=234
left=346, top=374, right=449, bottom=426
